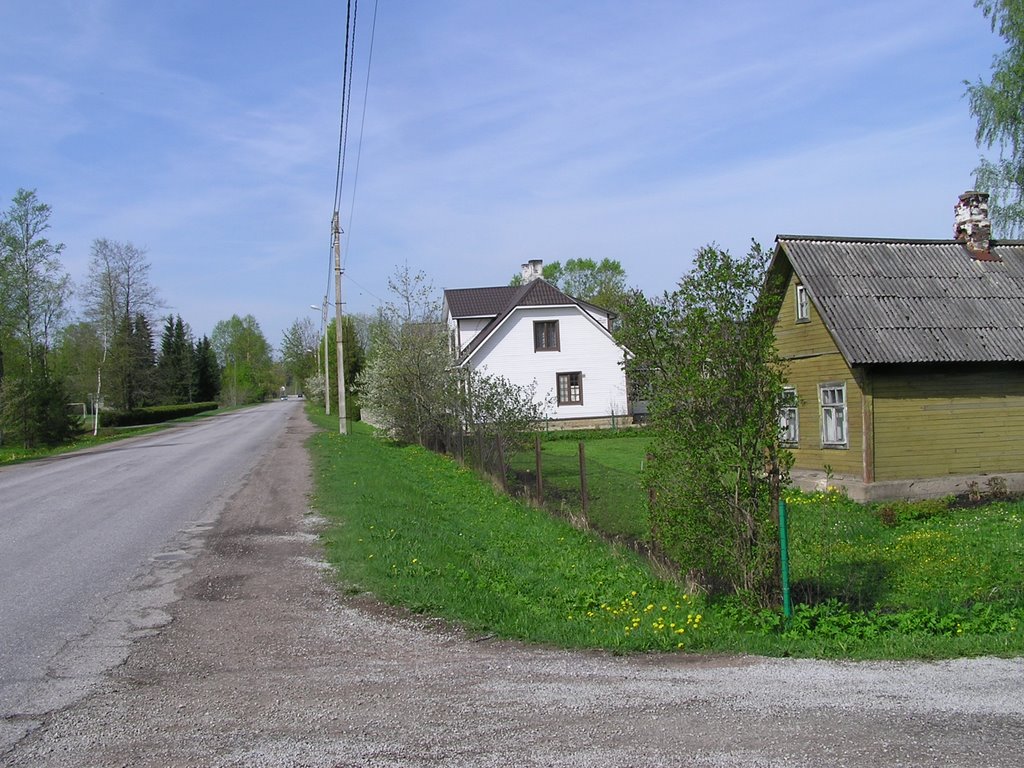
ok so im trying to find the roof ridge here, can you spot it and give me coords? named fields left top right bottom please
left=778, top=234, right=1024, bottom=246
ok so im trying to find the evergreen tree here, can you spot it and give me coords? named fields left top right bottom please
left=323, top=316, right=367, bottom=415
left=157, top=314, right=194, bottom=404
left=192, top=335, right=221, bottom=402
left=0, top=350, right=77, bottom=448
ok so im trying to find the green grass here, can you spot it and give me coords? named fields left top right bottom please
left=309, top=413, right=1024, bottom=658
left=0, top=405, right=231, bottom=466
left=308, top=414, right=702, bottom=652
left=509, top=431, right=651, bottom=540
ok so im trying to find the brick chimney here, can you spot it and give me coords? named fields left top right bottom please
left=520, top=259, right=544, bottom=282
left=954, top=190, right=997, bottom=260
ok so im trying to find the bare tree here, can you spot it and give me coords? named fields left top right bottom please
left=81, top=239, right=162, bottom=416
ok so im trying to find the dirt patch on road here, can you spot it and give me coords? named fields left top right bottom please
left=6, top=408, right=1024, bottom=768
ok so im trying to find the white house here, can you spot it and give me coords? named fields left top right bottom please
left=442, top=260, right=632, bottom=429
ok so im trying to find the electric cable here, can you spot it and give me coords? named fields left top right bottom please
left=343, top=0, right=379, bottom=271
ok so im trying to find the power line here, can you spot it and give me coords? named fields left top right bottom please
left=343, top=0, right=379, bottom=271
left=333, top=0, right=355, bottom=214
left=327, top=0, right=360, bottom=435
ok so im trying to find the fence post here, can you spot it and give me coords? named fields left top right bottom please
left=779, top=499, right=793, bottom=620
left=535, top=434, right=544, bottom=504
left=578, top=441, right=589, bottom=520
left=646, top=452, right=655, bottom=508
left=476, top=425, right=484, bottom=473
left=496, top=435, right=507, bottom=492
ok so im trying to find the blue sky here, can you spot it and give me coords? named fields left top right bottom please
left=0, top=1, right=1004, bottom=350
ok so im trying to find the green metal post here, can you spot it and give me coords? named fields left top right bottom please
left=779, top=499, right=793, bottom=620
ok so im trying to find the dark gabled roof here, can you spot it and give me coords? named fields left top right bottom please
left=443, top=279, right=611, bottom=363
left=774, top=235, right=1024, bottom=364
left=444, top=286, right=520, bottom=319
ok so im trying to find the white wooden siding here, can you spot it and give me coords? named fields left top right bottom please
left=456, top=317, right=491, bottom=352
left=465, top=306, right=628, bottom=419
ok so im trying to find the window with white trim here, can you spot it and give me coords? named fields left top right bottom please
left=780, top=387, right=799, bottom=446
left=557, top=371, right=583, bottom=405
left=795, top=284, right=809, bottom=322
left=819, top=383, right=847, bottom=447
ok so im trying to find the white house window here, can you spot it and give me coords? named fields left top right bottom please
left=534, top=320, right=559, bottom=351
left=557, top=371, right=583, bottom=405
left=819, top=383, right=847, bottom=447
left=796, top=284, right=810, bottom=322
left=780, top=387, right=799, bottom=445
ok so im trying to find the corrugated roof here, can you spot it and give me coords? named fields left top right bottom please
left=776, top=236, right=1024, bottom=364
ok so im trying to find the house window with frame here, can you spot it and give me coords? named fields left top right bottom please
left=819, top=383, right=847, bottom=447
left=795, top=284, right=810, bottom=322
left=534, top=320, right=559, bottom=351
left=780, top=387, right=799, bottom=446
left=557, top=371, right=583, bottom=405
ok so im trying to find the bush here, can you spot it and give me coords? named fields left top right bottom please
left=875, top=497, right=953, bottom=527
left=0, top=368, right=80, bottom=448
left=101, top=401, right=218, bottom=427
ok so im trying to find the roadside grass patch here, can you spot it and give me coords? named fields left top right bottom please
left=309, top=416, right=1024, bottom=658
left=0, top=404, right=238, bottom=466
left=509, top=431, right=650, bottom=540
left=307, top=416, right=701, bottom=651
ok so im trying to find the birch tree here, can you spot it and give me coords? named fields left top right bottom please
left=81, top=238, right=161, bottom=414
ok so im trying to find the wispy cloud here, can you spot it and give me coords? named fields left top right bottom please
left=0, top=0, right=1003, bottom=350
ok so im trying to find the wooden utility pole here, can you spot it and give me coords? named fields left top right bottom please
left=332, top=212, right=348, bottom=435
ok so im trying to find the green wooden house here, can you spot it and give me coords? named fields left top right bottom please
left=767, top=191, right=1024, bottom=501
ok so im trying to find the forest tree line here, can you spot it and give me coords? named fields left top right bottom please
left=0, top=188, right=329, bottom=449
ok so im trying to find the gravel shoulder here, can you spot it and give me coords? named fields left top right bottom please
left=4, top=408, right=1023, bottom=767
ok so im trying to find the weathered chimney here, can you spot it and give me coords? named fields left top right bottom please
left=954, top=190, right=995, bottom=259
left=520, top=259, right=544, bottom=282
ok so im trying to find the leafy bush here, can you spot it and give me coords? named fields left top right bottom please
left=101, top=401, right=218, bottom=427
left=875, top=497, right=953, bottom=527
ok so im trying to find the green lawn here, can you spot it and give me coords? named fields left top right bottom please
left=509, top=431, right=651, bottom=540
left=309, top=417, right=702, bottom=652
left=309, top=412, right=1024, bottom=659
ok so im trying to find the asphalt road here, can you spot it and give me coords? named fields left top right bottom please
left=3, top=403, right=1024, bottom=766
left=0, top=400, right=298, bottom=744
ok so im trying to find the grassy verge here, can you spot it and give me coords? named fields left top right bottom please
left=509, top=430, right=650, bottom=540
left=0, top=405, right=230, bottom=466
left=308, top=414, right=702, bottom=652
left=308, top=413, right=1024, bottom=658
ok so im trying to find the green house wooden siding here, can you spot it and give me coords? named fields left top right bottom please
left=773, top=268, right=865, bottom=478
left=872, top=366, right=1024, bottom=480
left=773, top=263, right=1024, bottom=483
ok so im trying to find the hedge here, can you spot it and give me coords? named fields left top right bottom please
left=101, top=402, right=219, bottom=427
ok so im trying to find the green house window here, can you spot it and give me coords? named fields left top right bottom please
left=780, top=387, right=799, bottom=446
left=795, top=284, right=810, bottom=323
left=819, top=383, right=847, bottom=448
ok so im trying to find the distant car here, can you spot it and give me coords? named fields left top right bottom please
left=280, top=394, right=287, bottom=400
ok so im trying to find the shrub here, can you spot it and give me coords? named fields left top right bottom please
left=101, top=401, right=218, bottom=427
left=875, top=497, right=952, bottom=527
